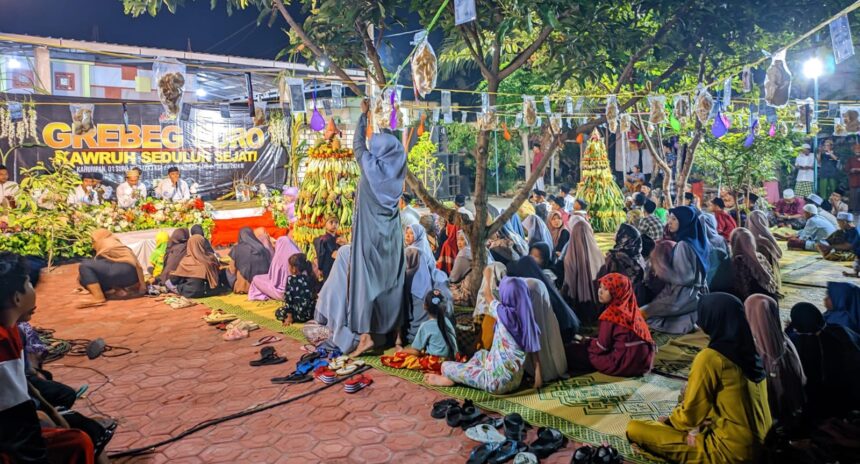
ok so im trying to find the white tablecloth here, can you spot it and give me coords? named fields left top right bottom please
left=210, top=207, right=264, bottom=220
left=115, top=228, right=175, bottom=271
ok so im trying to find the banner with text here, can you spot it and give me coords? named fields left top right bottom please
left=1, top=97, right=286, bottom=199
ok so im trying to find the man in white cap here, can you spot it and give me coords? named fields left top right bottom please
left=805, top=193, right=838, bottom=227
left=780, top=203, right=836, bottom=250
left=817, top=212, right=859, bottom=261
left=116, top=169, right=148, bottom=208
left=794, top=143, right=815, bottom=197
left=773, top=188, right=806, bottom=229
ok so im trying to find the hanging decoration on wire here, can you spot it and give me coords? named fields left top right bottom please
left=605, top=95, right=619, bottom=133
left=565, top=96, right=574, bottom=128
left=454, top=0, right=477, bottom=26
left=694, top=86, right=713, bottom=124
left=830, top=15, right=855, bottom=64
left=441, top=90, right=452, bottom=123
left=722, top=76, right=733, bottom=108
left=648, top=95, right=667, bottom=125
left=741, top=66, right=753, bottom=93
left=744, top=102, right=759, bottom=147
left=523, top=96, right=537, bottom=127
left=331, top=81, right=343, bottom=109
left=310, top=79, right=326, bottom=131
left=764, top=49, right=792, bottom=107
left=411, top=31, right=437, bottom=99
left=543, top=96, right=552, bottom=114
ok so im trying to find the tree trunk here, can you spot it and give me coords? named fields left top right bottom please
left=522, top=131, right=531, bottom=181
left=467, top=77, right=498, bottom=298
left=676, top=127, right=703, bottom=200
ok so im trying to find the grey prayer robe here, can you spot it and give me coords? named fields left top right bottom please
left=347, top=114, right=407, bottom=335
left=641, top=241, right=705, bottom=334
left=523, top=278, right=568, bottom=383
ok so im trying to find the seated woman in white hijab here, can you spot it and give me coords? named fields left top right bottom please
left=522, top=277, right=568, bottom=383
left=522, top=214, right=553, bottom=251
left=640, top=206, right=709, bottom=335
left=448, top=230, right=476, bottom=307
left=315, top=245, right=360, bottom=354
left=401, top=224, right=453, bottom=345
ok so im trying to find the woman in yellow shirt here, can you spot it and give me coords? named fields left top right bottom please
left=626, top=293, right=772, bottom=463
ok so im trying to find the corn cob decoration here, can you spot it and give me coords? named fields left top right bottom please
left=575, top=129, right=626, bottom=232
left=293, top=134, right=359, bottom=260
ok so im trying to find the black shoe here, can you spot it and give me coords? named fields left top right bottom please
left=571, top=445, right=594, bottom=464
left=459, top=400, right=485, bottom=429
left=431, top=399, right=459, bottom=419
left=528, top=427, right=566, bottom=459
left=503, top=413, right=526, bottom=442
left=487, top=439, right=528, bottom=464
left=592, top=444, right=622, bottom=464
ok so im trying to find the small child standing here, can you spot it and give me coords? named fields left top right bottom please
left=314, top=215, right=347, bottom=282
left=398, top=290, right=458, bottom=359
left=275, top=253, right=319, bottom=326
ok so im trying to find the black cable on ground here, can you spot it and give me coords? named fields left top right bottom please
left=107, top=365, right=371, bottom=459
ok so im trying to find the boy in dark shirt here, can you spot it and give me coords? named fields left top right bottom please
left=314, top=215, right=347, bottom=281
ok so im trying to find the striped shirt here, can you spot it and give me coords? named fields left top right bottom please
left=0, top=324, right=29, bottom=412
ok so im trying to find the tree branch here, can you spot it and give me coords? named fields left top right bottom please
left=611, top=12, right=686, bottom=94
left=405, top=171, right=469, bottom=227
left=498, top=24, right=553, bottom=80
left=458, top=25, right=494, bottom=80
left=356, top=20, right=387, bottom=87
left=272, top=0, right=364, bottom=96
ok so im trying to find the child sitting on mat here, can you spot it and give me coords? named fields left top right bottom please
left=275, top=253, right=319, bottom=326
left=382, top=290, right=458, bottom=373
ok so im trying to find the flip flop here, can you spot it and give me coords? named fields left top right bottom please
left=466, top=441, right=503, bottom=464
left=75, top=384, right=89, bottom=399
left=253, top=335, right=282, bottom=346
left=249, top=346, right=287, bottom=366
left=222, top=327, right=249, bottom=341
left=271, top=373, right=313, bottom=384
left=487, top=440, right=528, bottom=464
left=431, top=399, right=459, bottom=419
left=344, top=374, right=373, bottom=393
left=335, top=364, right=359, bottom=376
left=465, top=424, right=506, bottom=443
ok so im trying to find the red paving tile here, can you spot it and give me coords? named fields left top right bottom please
left=32, top=264, right=585, bottom=463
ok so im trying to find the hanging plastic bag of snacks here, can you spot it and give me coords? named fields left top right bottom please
left=549, top=113, right=563, bottom=134
left=605, top=95, right=619, bottom=133
left=477, top=110, right=497, bottom=131
left=840, top=106, right=860, bottom=134
left=673, top=95, right=691, bottom=122
left=411, top=38, right=437, bottom=98
left=154, top=58, right=186, bottom=121
left=523, top=96, right=537, bottom=127
left=694, top=87, right=714, bottom=124
left=70, top=103, right=95, bottom=135
left=648, top=95, right=667, bottom=125
left=764, top=50, right=792, bottom=107
left=619, top=113, right=631, bottom=133
left=441, top=90, right=452, bottom=124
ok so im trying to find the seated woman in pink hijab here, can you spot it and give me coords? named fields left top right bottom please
left=248, top=236, right=301, bottom=301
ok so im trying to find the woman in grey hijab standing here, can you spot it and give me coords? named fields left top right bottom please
left=349, top=100, right=408, bottom=357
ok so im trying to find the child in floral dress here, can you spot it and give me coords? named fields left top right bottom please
left=275, top=253, right=318, bottom=326
left=425, top=273, right=542, bottom=394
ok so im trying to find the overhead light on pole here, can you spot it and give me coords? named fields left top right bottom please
left=196, top=88, right=207, bottom=98
left=8, top=57, right=22, bottom=69
left=802, top=57, right=824, bottom=79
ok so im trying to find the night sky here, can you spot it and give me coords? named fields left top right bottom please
left=0, top=0, right=296, bottom=59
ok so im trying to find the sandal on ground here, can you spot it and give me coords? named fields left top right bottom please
left=465, top=424, right=506, bottom=444
left=271, top=373, right=313, bottom=384
left=335, top=364, right=359, bottom=376
left=571, top=445, right=595, bottom=464
left=528, top=427, right=566, bottom=459
left=487, top=440, right=528, bottom=464
left=253, top=335, right=282, bottom=346
left=503, top=413, right=526, bottom=442
left=466, top=441, right=503, bottom=464
left=92, top=418, right=118, bottom=457
left=296, top=358, right=330, bottom=375
left=459, top=400, right=485, bottom=430
left=512, top=452, right=537, bottom=464
left=203, top=311, right=237, bottom=325
left=592, top=443, right=622, bottom=464
left=431, top=399, right=459, bottom=419
left=344, top=374, right=373, bottom=393
left=222, top=327, right=249, bottom=341
left=249, top=346, right=287, bottom=366
left=313, top=367, right=338, bottom=384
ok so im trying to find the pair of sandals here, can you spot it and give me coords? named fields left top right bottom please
left=203, top=310, right=236, bottom=325
left=271, top=357, right=330, bottom=384
left=572, top=443, right=622, bottom=464
left=329, top=356, right=365, bottom=376
left=431, top=399, right=487, bottom=430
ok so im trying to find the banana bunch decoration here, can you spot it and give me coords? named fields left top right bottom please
left=575, top=129, right=626, bottom=232
left=293, top=135, right=359, bottom=260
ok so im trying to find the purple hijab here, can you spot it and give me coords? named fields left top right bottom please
left=496, top=277, right=542, bottom=353
left=248, top=236, right=301, bottom=301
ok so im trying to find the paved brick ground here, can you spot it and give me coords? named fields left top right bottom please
left=32, top=264, right=581, bottom=463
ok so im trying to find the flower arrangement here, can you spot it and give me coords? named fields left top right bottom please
left=258, top=190, right=289, bottom=228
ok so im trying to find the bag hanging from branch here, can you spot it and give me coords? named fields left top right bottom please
left=741, top=66, right=753, bottom=93
left=441, top=90, right=452, bottom=124
left=764, top=50, right=792, bottom=107
left=411, top=38, right=437, bottom=98
left=694, top=87, right=713, bottom=124
left=154, top=58, right=186, bottom=121
left=70, top=103, right=95, bottom=135
left=549, top=113, right=562, bottom=135
left=523, top=95, right=537, bottom=127
left=648, top=95, right=667, bottom=125
left=673, top=95, right=691, bottom=122
left=331, top=81, right=343, bottom=109
left=605, top=95, right=619, bottom=133
left=840, top=105, right=860, bottom=135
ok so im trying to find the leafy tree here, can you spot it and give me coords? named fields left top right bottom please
left=121, top=0, right=855, bottom=297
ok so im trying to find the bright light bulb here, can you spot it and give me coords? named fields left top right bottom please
left=8, top=58, right=22, bottom=69
left=803, top=57, right=824, bottom=79
left=195, top=88, right=207, bottom=98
